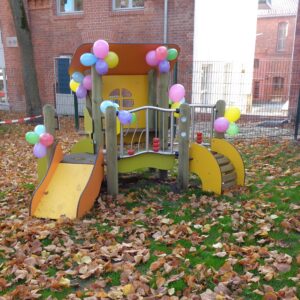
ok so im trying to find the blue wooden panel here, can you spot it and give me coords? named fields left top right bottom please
left=57, top=58, right=71, bottom=94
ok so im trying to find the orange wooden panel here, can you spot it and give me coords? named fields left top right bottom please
left=30, top=143, right=64, bottom=215
left=69, top=43, right=180, bottom=76
left=76, top=149, right=104, bottom=218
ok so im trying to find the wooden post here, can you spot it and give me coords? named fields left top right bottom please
left=177, top=103, right=191, bottom=190
left=105, top=106, right=118, bottom=198
left=214, top=100, right=226, bottom=139
left=43, top=104, right=56, bottom=164
left=73, top=93, right=79, bottom=131
left=148, top=69, right=157, bottom=130
left=91, top=65, right=104, bottom=153
left=158, top=72, right=169, bottom=179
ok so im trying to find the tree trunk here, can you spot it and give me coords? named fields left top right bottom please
left=9, top=0, right=42, bottom=115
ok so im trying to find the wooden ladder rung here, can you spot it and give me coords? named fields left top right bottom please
left=212, top=152, right=224, bottom=159
left=222, top=171, right=237, bottom=183
left=220, top=163, right=234, bottom=173
left=216, top=157, right=230, bottom=166
left=222, top=179, right=236, bottom=190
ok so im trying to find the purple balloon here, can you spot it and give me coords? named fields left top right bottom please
left=214, top=117, right=230, bottom=133
left=146, top=50, right=159, bottom=67
left=76, top=84, right=87, bottom=98
left=95, top=59, right=108, bottom=75
left=118, top=110, right=132, bottom=125
left=83, top=75, right=92, bottom=90
left=33, top=143, right=47, bottom=158
left=159, top=60, right=170, bottom=73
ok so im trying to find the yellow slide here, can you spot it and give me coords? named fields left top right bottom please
left=30, top=143, right=104, bottom=219
left=189, top=138, right=245, bottom=194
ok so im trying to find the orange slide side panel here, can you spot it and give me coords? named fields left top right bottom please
left=30, top=143, right=64, bottom=216
left=76, top=149, right=104, bottom=218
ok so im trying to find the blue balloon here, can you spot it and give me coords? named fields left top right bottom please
left=80, top=53, right=97, bottom=66
left=34, top=124, right=46, bottom=136
left=100, top=100, right=114, bottom=113
left=112, top=102, right=120, bottom=111
left=71, top=72, right=84, bottom=83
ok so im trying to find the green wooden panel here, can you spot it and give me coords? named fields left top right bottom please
left=83, top=107, right=93, bottom=136
left=70, top=138, right=94, bottom=154
left=118, top=153, right=175, bottom=173
left=37, top=156, right=48, bottom=183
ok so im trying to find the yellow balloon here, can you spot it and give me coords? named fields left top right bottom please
left=224, top=107, right=241, bottom=122
left=70, top=79, right=80, bottom=93
left=116, top=118, right=121, bottom=135
left=104, top=51, right=119, bottom=69
left=171, top=102, right=181, bottom=118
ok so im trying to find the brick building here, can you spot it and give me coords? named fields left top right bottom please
left=290, top=0, right=300, bottom=115
left=253, top=0, right=298, bottom=106
left=0, top=0, right=194, bottom=112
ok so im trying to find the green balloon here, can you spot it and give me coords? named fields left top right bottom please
left=25, top=131, right=40, bottom=145
left=167, top=48, right=178, bottom=61
left=130, top=113, right=137, bottom=124
left=226, top=122, right=239, bottom=136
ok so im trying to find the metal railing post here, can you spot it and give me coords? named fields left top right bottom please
left=294, top=90, right=300, bottom=140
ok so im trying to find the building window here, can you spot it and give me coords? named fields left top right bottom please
left=57, top=0, right=83, bottom=14
left=254, top=59, right=260, bottom=69
left=276, top=22, right=288, bottom=52
left=108, top=88, right=134, bottom=108
left=273, top=77, right=284, bottom=90
left=253, top=81, right=260, bottom=99
left=113, top=0, right=144, bottom=10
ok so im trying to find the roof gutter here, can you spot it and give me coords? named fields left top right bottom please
left=163, top=0, right=168, bottom=43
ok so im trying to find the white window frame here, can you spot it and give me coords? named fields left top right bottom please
left=276, top=22, right=288, bottom=52
left=57, top=0, right=83, bottom=15
left=112, top=0, right=144, bottom=11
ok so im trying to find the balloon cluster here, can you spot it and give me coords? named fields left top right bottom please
left=214, top=107, right=241, bottom=137
left=100, top=100, right=136, bottom=126
left=168, top=83, right=186, bottom=118
left=25, top=125, right=54, bottom=158
left=145, top=46, right=178, bottom=74
left=70, top=39, right=119, bottom=99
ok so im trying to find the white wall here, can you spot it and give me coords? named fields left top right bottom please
left=192, top=0, right=258, bottom=110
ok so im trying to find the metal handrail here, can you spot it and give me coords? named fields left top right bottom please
left=128, top=105, right=176, bottom=113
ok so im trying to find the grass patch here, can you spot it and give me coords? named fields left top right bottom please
left=103, top=271, right=121, bottom=286
left=40, top=288, right=75, bottom=300
left=21, top=182, right=35, bottom=191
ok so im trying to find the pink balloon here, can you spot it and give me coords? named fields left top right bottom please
left=155, top=46, right=168, bottom=61
left=83, top=75, right=92, bottom=90
left=146, top=50, right=159, bottom=67
left=33, top=143, right=47, bottom=158
left=168, top=84, right=185, bottom=102
left=93, top=39, right=109, bottom=59
left=214, top=117, right=230, bottom=133
left=39, top=133, right=54, bottom=147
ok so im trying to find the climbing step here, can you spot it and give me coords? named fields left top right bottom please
left=222, top=179, right=236, bottom=190
left=216, top=156, right=230, bottom=166
left=212, top=152, right=224, bottom=159
left=220, top=163, right=234, bottom=173
left=222, top=171, right=237, bottom=183
left=213, top=151, right=237, bottom=190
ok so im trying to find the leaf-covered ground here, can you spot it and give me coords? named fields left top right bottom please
left=0, top=115, right=299, bottom=299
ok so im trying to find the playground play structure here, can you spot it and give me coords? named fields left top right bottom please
left=30, top=42, right=245, bottom=220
